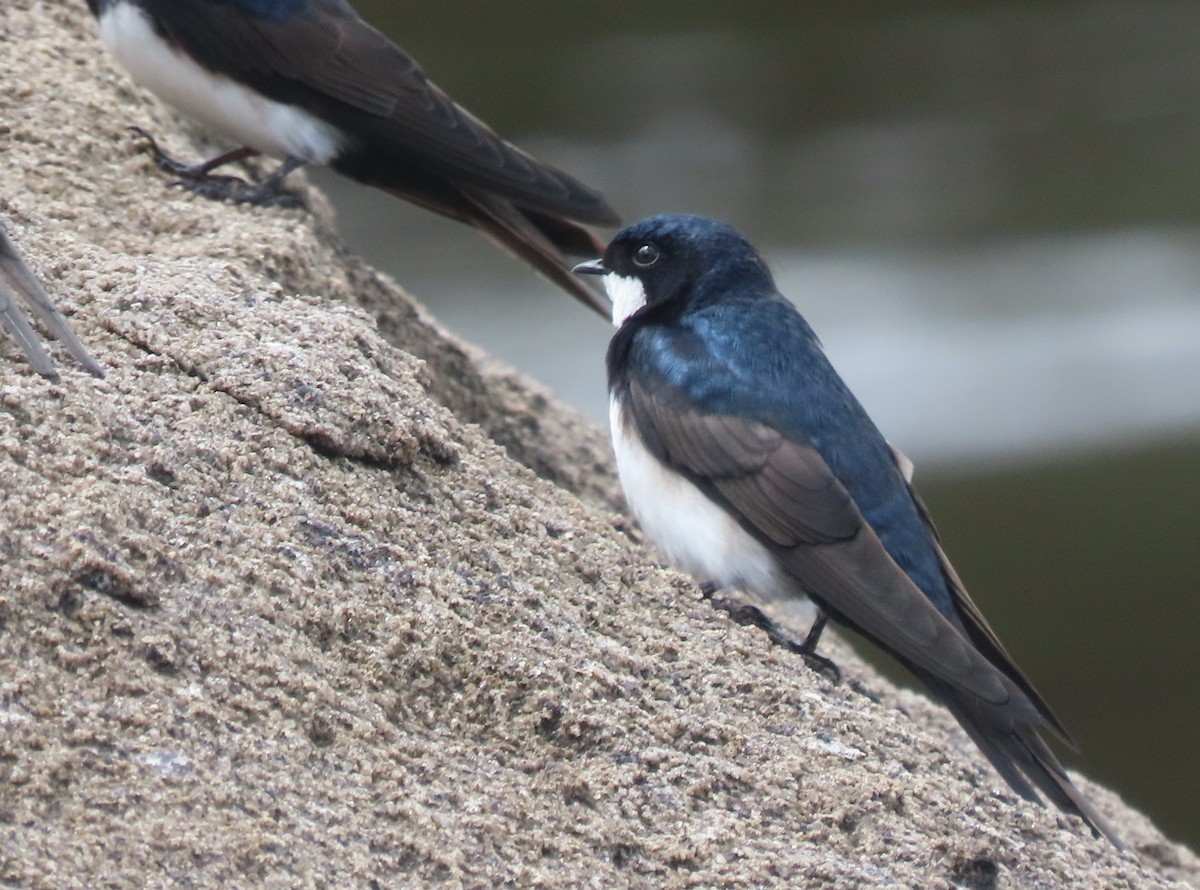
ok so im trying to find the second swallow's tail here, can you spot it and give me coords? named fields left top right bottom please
left=918, top=670, right=1124, bottom=850
left=460, top=191, right=612, bottom=316
left=376, top=183, right=614, bottom=317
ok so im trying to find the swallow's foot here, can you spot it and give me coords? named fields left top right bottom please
left=126, top=128, right=304, bottom=208
left=698, top=582, right=842, bottom=682
left=128, top=127, right=247, bottom=182
left=798, top=650, right=842, bottom=684
left=184, top=176, right=305, bottom=209
left=793, top=612, right=840, bottom=682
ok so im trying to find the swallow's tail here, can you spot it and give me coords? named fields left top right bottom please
left=920, top=671, right=1124, bottom=850
left=460, top=191, right=612, bottom=316
left=377, top=183, right=612, bottom=316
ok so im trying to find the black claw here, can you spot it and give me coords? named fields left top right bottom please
left=175, top=177, right=247, bottom=202
left=799, top=650, right=842, bottom=684
left=124, top=127, right=303, bottom=206
left=168, top=172, right=250, bottom=191
left=180, top=176, right=304, bottom=209
left=127, top=127, right=226, bottom=181
left=848, top=679, right=882, bottom=704
left=697, top=583, right=842, bottom=682
left=230, top=181, right=305, bottom=209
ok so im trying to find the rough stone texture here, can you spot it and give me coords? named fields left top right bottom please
left=1, top=4, right=1197, bottom=888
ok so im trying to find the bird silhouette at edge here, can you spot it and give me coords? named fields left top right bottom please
left=86, top=0, right=620, bottom=315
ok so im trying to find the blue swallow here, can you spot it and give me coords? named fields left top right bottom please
left=575, top=214, right=1121, bottom=847
left=85, top=0, right=619, bottom=313
left=1, top=224, right=103, bottom=378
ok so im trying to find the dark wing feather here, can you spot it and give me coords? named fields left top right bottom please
left=625, top=378, right=1032, bottom=707
left=893, top=447, right=1075, bottom=744
left=455, top=190, right=609, bottom=315
left=627, top=379, right=857, bottom=546
left=147, top=1, right=618, bottom=224
left=0, top=228, right=102, bottom=377
left=623, top=375, right=1124, bottom=846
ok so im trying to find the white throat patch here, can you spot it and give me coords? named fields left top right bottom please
left=604, top=274, right=647, bottom=328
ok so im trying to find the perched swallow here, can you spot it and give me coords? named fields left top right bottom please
left=575, top=214, right=1121, bottom=847
left=0, top=224, right=103, bottom=378
left=85, top=0, right=620, bottom=313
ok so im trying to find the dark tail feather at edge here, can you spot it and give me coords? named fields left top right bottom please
left=920, top=672, right=1125, bottom=850
left=460, top=191, right=611, bottom=317
left=374, top=178, right=614, bottom=316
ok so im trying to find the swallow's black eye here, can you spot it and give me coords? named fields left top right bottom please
left=633, top=244, right=660, bottom=268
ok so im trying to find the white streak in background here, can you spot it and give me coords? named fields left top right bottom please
left=775, top=230, right=1200, bottom=467
left=340, top=211, right=1200, bottom=470
left=824, top=302, right=1200, bottom=467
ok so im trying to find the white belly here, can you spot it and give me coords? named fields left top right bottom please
left=97, top=5, right=344, bottom=163
left=610, top=395, right=801, bottom=599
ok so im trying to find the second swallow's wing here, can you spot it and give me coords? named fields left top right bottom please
left=143, top=0, right=618, bottom=225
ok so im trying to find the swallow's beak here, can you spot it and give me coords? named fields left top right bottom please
left=571, top=258, right=607, bottom=276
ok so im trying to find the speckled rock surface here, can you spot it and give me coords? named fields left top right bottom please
left=1, top=4, right=1196, bottom=888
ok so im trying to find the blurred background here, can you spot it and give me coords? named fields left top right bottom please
left=316, top=1, right=1199, bottom=848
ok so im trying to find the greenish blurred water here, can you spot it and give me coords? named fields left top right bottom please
left=324, top=0, right=1200, bottom=848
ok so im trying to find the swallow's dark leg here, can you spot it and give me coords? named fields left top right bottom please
left=795, top=611, right=840, bottom=681
left=128, top=129, right=305, bottom=208
left=698, top=583, right=840, bottom=682
left=182, top=155, right=306, bottom=208
left=227, top=156, right=307, bottom=208
left=129, top=127, right=256, bottom=184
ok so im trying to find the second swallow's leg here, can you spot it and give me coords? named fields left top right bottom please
left=128, top=129, right=304, bottom=208
left=698, top=582, right=841, bottom=682
left=129, top=127, right=256, bottom=184
left=218, top=155, right=307, bottom=208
